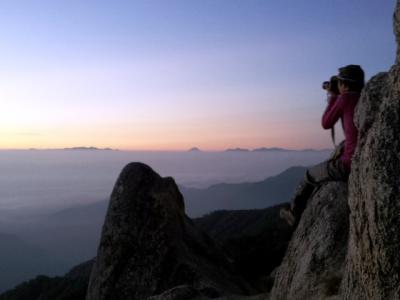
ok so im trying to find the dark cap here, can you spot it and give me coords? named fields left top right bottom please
left=337, top=65, right=365, bottom=83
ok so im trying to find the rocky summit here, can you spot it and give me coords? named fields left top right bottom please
left=86, top=162, right=254, bottom=300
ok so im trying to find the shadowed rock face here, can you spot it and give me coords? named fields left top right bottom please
left=86, top=162, right=253, bottom=300
left=395, top=0, right=400, bottom=62
left=270, top=182, right=349, bottom=300
left=148, top=285, right=269, bottom=300
left=340, top=3, right=400, bottom=297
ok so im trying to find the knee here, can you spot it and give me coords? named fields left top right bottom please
left=305, top=170, right=317, bottom=185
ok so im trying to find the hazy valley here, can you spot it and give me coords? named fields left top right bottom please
left=0, top=149, right=325, bottom=293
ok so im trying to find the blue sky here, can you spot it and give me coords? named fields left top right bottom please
left=0, top=0, right=396, bottom=150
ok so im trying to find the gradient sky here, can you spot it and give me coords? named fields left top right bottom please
left=0, top=0, right=396, bottom=151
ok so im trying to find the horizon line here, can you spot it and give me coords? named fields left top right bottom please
left=0, top=146, right=334, bottom=152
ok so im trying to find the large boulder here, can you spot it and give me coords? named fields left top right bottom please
left=270, top=182, right=349, bottom=300
left=86, top=163, right=253, bottom=300
left=340, top=2, right=400, bottom=298
left=271, top=2, right=400, bottom=299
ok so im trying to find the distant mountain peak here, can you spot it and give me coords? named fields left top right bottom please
left=188, top=147, right=201, bottom=152
left=223, top=147, right=330, bottom=153
left=63, top=147, right=113, bottom=151
left=225, top=148, right=250, bottom=152
left=253, top=147, right=288, bottom=152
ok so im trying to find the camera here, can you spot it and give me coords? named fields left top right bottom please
left=322, top=76, right=340, bottom=96
left=322, top=81, right=330, bottom=90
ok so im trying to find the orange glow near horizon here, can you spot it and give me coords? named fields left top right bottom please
left=0, top=119, right=337, bottom=152
left=0, top=104, right=340, bottom=151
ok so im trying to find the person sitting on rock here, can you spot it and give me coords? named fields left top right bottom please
left=280, top=64, right=365, bottom=227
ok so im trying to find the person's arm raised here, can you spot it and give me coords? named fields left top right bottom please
left=321, top=95, right=344, bottom=129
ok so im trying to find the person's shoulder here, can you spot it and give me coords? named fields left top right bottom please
left=341, top=92, right=360, bottom=106
left=342, top=92, right=360, bottom=100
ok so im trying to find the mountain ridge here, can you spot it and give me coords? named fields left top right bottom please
left=181, top=166, right=306, bottom=217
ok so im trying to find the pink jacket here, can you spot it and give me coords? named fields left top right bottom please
left=322, top=92, right=360, bottom=171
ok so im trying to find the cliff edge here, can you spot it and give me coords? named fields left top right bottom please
left=270, top=183, right=349, bottom=300
left=271, top=2, right=400, bottom=299
left=340, top=2, right=400, bottom=298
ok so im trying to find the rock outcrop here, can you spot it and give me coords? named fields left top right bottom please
left=86, top=163, right=254, bottom=300
left=339, top=2, right=400, bottom=298
left=270, top=182, right=349, bottom=300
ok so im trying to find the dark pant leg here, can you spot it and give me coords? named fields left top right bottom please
left=291, top=158, right=348, bottom=219
left=307, top=158, right=348, bottom=184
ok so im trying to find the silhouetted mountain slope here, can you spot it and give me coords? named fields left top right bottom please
left=0, top=233, right=63, bottom=293
left=195, top=205, right=289, bottom=241
left=0, top=260, right=93, bottom=300
left=194, top=205, right=293, bottom=290
left=15, top=200, right=108, bottom=268
left=181, top=166, right=306, bottom=217
left=43, top=200, right=108, bottom=225
left=64, top=259, right=94, bottom=280
left=0, top=200, right=108, bottom=293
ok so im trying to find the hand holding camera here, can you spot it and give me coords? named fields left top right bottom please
left=322, top=76, right=339, bottom=96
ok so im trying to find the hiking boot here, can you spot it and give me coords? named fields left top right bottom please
left=280, top=205, right=296, bottom=227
